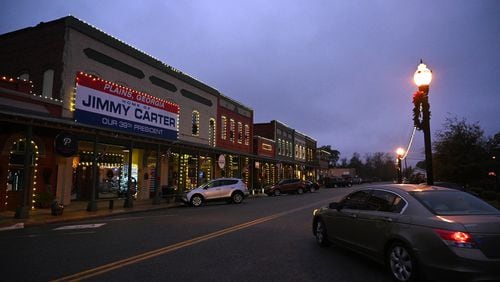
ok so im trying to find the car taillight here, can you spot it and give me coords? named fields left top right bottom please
left=434, top=229, right=477, bottom=248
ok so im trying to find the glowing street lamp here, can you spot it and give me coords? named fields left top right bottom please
left=412, top=60, right=434, bottom=185
left=396, top=148, right=405, bottom=184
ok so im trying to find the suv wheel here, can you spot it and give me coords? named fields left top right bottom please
left=190, top=194, right=203, bottom=207
left=232, top=192, right=244, bottom=204
left=273, top=189, right=281, bottom=196
left=297, top=188, right=304, bottom=194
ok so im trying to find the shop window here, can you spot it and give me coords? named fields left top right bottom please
left=237, top=122, right=243, bottom=144
left=229, top=119, right=235, bottom=143
left=221, top=116, right=227, bottom=140
left=244, top=124, right=250, bottom=146
left=209, top=118, right=216, bottom=147
left=42, top=69, right=54, bottom=98
left=8, top=140, right=36, bottom=191
left=192, top=111, right=200, bottom=136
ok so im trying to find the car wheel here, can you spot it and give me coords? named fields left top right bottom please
left=333, top=184, right=338, bottom=188
left=314, top=219, right=329, bottom=247
left=231, top=192, right=244, bottom=204
left=190, top=194, right=203, bottom=207
left=297, top=188, right=304, bottom=195
left=310, top=187, right=316, bottom=193
left=273, top=189, right=281, bottom=196
left=387, top=242, right=418, bottom=282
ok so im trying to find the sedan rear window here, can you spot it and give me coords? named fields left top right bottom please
left=410, top=190, right=499, bottom=215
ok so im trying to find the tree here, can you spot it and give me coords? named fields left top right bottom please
left=349, top=152, right=363, bottom=172
left=433, top=117, right=487, bottom=186
left=485, top=132, right=500, bottom=190
left=416, top=161, right=426, bottom=170
left=339, top=158, right=348, bottom=167
left=319, top=145, right=340, bottom=168
left=364, top=152, right=395, bottom=181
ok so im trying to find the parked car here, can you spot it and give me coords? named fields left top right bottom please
left=304, top=180, right=320, bottom=192
left=323, top=177, right=352, bottom=188
left=352, top=176, right=363, bottom=185
left=312, top=184, right=500, bottom=282
left=182, top=178, right=249, bottom=207
left=264, top=179, right=306, bottom=196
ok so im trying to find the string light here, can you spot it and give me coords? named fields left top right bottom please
left=76, top=72, right=180, bottom=113
left=1, top=75, right=62, bottom=103
left=70, top=16, right=220, bottom=93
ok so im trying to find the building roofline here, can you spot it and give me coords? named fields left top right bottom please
left=219, top=93, right=253, bottom=112
left=13, top=16, right=221, bottom=97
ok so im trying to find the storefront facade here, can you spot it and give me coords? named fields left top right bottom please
left=217, top=95, right=254, bottom=186
left=253, top=136, right=277, bottom=189
left=0, top=16, right=321, bottom=215
left=0, top=16, right=214, bottom=211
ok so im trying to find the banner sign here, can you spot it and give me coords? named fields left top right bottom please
left=75, top=73, right=179, bottom=140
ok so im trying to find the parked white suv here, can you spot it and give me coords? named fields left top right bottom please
left=182, top=178, right=250, bottom=207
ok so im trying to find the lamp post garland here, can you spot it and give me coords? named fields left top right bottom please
left=413, top=60, right=434, bottom=185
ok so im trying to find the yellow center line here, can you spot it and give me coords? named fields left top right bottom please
left=52, top=199, right=330, bottom=281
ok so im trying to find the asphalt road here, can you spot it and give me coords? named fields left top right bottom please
left=0, top=185, right=393, bottom=282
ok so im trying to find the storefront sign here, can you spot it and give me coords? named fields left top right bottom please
left=54, top=132, right=78, bottom=157
left=74, top=72, right=179, bottom=140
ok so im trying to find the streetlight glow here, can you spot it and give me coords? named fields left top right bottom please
left=414, top=62, right=433, bottom=87
left=396, top=147, right=405, bottom=158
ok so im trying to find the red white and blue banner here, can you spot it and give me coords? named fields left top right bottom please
left=74, top=72, right=179, bottom=140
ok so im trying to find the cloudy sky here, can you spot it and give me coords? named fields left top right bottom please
left=1, top=0, right=499, bottom=163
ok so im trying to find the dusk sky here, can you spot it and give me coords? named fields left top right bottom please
left=1, top=0, right=499, bottom=164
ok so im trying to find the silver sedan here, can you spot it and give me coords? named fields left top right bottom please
left=312, top=184, right=500, bottom=282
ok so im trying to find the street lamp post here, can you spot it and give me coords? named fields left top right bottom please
left=413, top=60, right=434, bottom=185
left=396, top=148, right=405, bottom=184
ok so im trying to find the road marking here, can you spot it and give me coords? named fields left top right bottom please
left=53, top=223, right=106, bottom=230
left=0, top=223, right=24, bottom=231
left=105, top=214, right=175, bottom=222
left=52, top=199, right=330, bottom=281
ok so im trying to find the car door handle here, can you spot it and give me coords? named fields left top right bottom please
left=349, top=214, right=358, bottom=219
left=382, top=217, right=393, bottom=222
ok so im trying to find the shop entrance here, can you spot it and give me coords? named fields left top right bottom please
left=6, top=139, right=37, bottom=211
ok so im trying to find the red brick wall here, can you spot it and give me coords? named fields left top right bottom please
left=217, top=106, right=253, bottom=154
left=253, top=123, right=275, bottom=140
left=0, top=20, right=66, bottom=99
